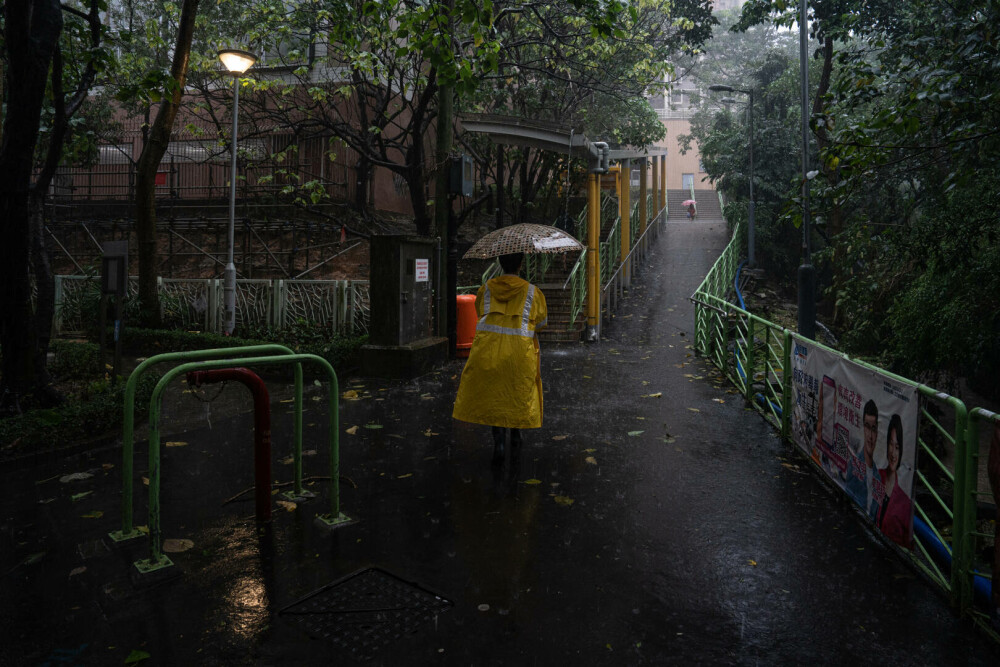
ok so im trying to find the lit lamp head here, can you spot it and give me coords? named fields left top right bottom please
left=218, top=49, right=257, bottom=75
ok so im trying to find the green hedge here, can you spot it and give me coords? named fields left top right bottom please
left=0, top=373, right=160, bottom=454
left=121, top=325, right=367, bottom=376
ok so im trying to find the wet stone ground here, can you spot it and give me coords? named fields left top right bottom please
left=3, top=220, right=1000, bottom=666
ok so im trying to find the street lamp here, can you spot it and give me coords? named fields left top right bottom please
left=218, top=49, right=257, bottom=335
left=797, top=0, right=816, bottom=340
left=709, top=84, right=755, bottom=268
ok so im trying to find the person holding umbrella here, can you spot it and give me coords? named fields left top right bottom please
left=683, top=199, right=697, bottom=219
left=453, top=224, right=581, bottom=466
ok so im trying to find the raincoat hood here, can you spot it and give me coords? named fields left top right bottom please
left=485, top=275, right=530, bottom=316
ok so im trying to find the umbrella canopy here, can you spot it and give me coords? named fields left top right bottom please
left=463, top=223, right=584, bottom=260
left=682, top=199, right=697, bottom=207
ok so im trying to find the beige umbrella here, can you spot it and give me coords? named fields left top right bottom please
left=462, top=223, right=584, bottom=260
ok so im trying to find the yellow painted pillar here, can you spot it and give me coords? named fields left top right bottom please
left=660, top=156, right=666, bottom=212
left=651, top=155, right=659, bottom=220
left=639, top=158, right=648, bottom=236
left=587, top=173, right=601, bottom=329
left=620, top=159, right=630, bottom=264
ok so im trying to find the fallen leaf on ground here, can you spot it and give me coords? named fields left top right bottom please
left=554, top=495, right=575, bottom=507
left=124, top=649, right=151, bottom=664
left=162, top=538, right=194, bottom=553
left=423, top=429, right=439, bottom=437
left=69, top=566, right=87, bottom=578
left=276, top=500, right=297, bottom=512
left=81, top=510, right=103, bottom=519
left=583, top=448, right=597, bottom=453
left=165, top=441, right=188, bottom=448
left=688, top=408, right=700, bottom=413
left=280, top=456, right=294, bottom=465
left=345, top=426, right=359, bottom=435
left=627, top=430, right=644, bottom=436
left=642, top=392, right=662, bottom=398
left=60, top=472, right=93, bottom=483
left=748, top=559, right=758, bottom=566
left=342, top=390, right=359, bottom=400
left=585, top=456, right=597, bottom=465
left=141, top=476, right=149, bottom=486
left=713, top=398, right=725, bottom=403
left=70, top=491, right=93, bottom=502
left=552, top=435, right=568, bottom=441
left=137, top=525, right=149, bottom=534
left=364, top=423, right=383, bottom=430
left=102, top=463, right=114, bottom=470
left=523, top=479, right=542, bottom=485
left=397, top=473, right=413, bottom=479
left=279, top=398, right=295, bottom=404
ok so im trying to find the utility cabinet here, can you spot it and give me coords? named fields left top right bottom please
left=362, top=235, right=448, bottom=378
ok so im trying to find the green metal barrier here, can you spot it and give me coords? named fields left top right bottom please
left=134, top=352, right=345, bottom=573
left=110, top=345, right=304, bottom=543
left=690, top=221, right=996, bottom=624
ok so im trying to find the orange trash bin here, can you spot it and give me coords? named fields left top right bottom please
left=456, top=294, right=477, bottom=358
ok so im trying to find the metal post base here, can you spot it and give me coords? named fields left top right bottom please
left=108, top=529, right=144, bottom=543
left=133, top=555, right=174, bottom=574
left=314, top=513, right=355, bottom=531
left=282, top=489, right=316, bottom=503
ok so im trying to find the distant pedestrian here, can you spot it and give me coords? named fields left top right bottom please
left=688, top=202, right=696, bottom=219
left=453, top=253, right=548, bottom=466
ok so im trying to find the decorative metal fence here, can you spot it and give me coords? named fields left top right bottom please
left=54, top=275, right=370, bottom=337
left=690, top=222, right=997, bottom=636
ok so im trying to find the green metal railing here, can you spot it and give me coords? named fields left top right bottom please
left=690, top=222, right=997, bottom=630
left=113, top=347, right=348, bottom=573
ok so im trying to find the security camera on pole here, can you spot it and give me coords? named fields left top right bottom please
left=218, top=49, right=257, bottom=335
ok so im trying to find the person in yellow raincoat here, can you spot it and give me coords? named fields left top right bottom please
left=453, top=253, right=547, bottom=465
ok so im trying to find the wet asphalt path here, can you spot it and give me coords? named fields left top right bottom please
left=3, top=219, right=1000, bottom=665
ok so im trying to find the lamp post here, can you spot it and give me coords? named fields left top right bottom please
left=796, top=0, right=815, bottom=340
left=218, top=49, right=257, bottom=335
left=708, top=84, right=755, bottom=267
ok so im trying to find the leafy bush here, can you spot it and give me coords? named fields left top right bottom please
left=0, top=373, right=160, bottom=453
left=49, top=340, right=102, bottom=381
left=122, top=325, right=367, bottom=377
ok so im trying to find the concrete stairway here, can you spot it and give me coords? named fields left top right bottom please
left=536, top=262, right=584, bottom=343
left=667, top=189, right=722, bottom=221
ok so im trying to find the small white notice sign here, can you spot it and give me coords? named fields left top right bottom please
left=415, top=258, right=429, bottom=282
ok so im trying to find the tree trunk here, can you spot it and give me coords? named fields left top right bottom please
left=134, top=0, right=200, bottom=328
left=812, top=37, right=845, bottom=324
left=0, top=0, right=62, bottom=413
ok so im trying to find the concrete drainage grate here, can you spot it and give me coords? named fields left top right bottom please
left=279, top=567, right=453, bottom=661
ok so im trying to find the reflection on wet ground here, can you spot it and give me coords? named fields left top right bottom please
left=2, top=221, right=999, bottom=665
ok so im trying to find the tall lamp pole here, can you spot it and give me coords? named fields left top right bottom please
left=709, top=84, right=755, bottom=267
left=796, top=0, right=815, bottom=340
left=218, top=49, right=257, bottom=335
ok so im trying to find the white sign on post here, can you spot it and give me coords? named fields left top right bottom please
left=414, top=258, right=429, bottom=282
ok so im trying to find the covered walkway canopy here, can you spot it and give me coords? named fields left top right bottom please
left=460, top=114, right=668, bottom=339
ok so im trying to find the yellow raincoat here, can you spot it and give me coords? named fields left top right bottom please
left=452, top=274, right=547, bottom=429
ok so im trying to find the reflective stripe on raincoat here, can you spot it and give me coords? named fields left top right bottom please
left=452, top=274, right=548, bottom=429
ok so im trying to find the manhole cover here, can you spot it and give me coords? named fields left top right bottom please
left=279, top=567, right=453, bottom=661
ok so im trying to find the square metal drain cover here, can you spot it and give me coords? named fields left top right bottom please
left=279, top=567, right=453, bottom=661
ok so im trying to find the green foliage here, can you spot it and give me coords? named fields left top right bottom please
left=121, top=325, right=368, bottom=375
left=49, top=340, right=102, bottom=381
left=0, top=373, right=160, bottom=454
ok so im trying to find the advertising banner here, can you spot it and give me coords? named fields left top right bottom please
left=790, top=335, right=919, bottom=548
